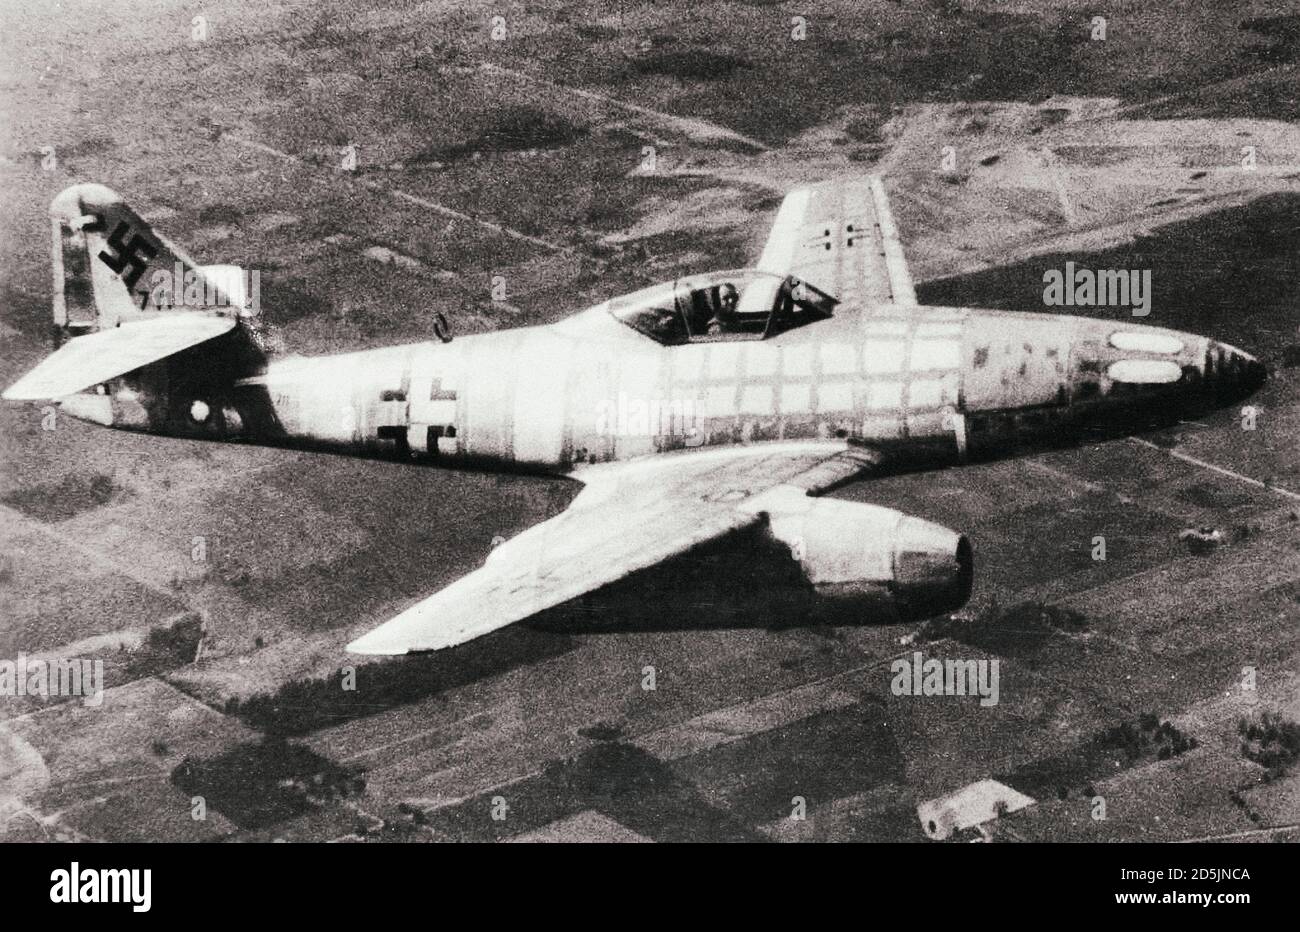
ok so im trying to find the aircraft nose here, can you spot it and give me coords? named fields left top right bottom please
left=1204, top=339, right=1267, bottom=398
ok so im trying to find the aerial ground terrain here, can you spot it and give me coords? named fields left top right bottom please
left=1, top=0, right=1298, bottom=841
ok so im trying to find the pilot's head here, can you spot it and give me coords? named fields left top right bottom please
left=719, top=283, right=738, bottom=311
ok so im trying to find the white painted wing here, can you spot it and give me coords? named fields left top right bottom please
left=346, top=443, right=877, bottom=655
left=2, top=314, right=236, bottom=400
left=757, top=175, right=917, bottom=307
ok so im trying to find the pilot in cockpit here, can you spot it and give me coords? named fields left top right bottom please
left=706, top=282, right=739, bottom=335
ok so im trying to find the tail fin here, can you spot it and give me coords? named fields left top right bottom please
left=3, top=184, right=258, bottom=402
left=49, top=183, right=252, bottom=335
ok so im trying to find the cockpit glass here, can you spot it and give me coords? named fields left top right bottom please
left=606, top=281, right=686, bottom=344
left=608, top=269, right=836, bottom=345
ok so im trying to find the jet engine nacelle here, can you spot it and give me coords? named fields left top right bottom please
left=761, top=492, right=973, bottom=620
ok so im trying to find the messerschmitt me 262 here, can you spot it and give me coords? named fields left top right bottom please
left=5, top=178, right=1266, bottom=655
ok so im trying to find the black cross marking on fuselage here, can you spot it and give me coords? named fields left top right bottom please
left=98, top=221, right=157, bottom=292
left=430, top=378, right=457, bottom=401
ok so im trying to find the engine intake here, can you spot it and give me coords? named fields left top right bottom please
left=764, top=495, right=973, bottom=620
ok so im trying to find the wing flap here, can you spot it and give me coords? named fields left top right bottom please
left=3, top=314, right=236, bottom=401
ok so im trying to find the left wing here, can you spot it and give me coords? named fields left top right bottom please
left=756, top=174, right=917, bottom=308
left=346, top=443, right=879, bottom=654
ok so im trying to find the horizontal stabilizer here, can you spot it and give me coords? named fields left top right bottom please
left=2, top=314, right=236, bottom=401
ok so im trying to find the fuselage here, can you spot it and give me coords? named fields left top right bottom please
left=65, top=295, right=1266, bottom=478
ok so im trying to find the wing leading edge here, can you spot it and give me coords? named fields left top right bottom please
left=346, top=443, right=880, bottom=655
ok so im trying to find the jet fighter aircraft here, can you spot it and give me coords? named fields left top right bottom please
left=3, top=179, right=1266, bottom=654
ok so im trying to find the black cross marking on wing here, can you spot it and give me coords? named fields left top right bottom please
left=98, top=221, right=157, bottom=292
left=806, top=228, right=834, bottom=252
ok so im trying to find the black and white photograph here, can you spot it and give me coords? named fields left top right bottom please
left=0, top=0, right=1296, bottom=880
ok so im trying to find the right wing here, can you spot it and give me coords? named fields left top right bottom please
left=757, top=175, right=917, bottom=308
left=346, top=443, right=881, bottom=655
left=2, top=313, right=236, bottom=400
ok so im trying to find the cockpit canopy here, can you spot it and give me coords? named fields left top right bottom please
left=608, top=269, right=838, bottom=345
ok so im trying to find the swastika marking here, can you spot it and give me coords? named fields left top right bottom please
left=98, top=221, right=157, bottom=292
